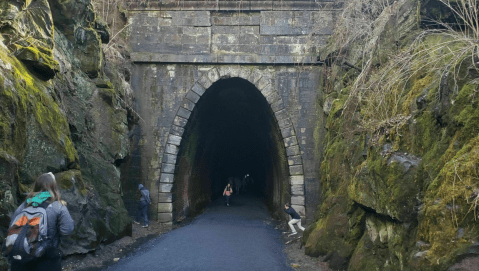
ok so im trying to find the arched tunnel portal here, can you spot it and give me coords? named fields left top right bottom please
left=172, top=78, right=291, bottom=221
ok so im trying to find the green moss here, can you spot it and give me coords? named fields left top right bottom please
left=55, top=170, right=87, bottom=195
left=0, top=43, right=78, bottom=165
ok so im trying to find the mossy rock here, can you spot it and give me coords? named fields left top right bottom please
left=14, top=45, right=59, bottom=79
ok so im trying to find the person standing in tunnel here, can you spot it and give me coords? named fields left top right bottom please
left=223, top=183, right=233, bottom=206
left=284, top=203, right=305, bottom=236
left=134, top=184, right=151, bottom=228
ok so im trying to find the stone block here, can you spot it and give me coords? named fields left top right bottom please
left=288, top=155, right=302, bottom=166
left=197, top=76, right=212, bottom=89
left=289, top=165, right=304, bottom=175
left=165, top=144, right=179, bottom=155
left=286, top=145, right=300, bottom=156
left=207, top=68, right=220, bottom=83
left=158, top=192, right=174, bottom=203
left=157, top=213, right=173, bottom=223
left=168, top=134, right=182, bottom=146
left=274, top=109, right=289, bottom=122
left=260, top=84, right=274, bottom=98
left=182, top=44, right=210, bottom=54
left=159, top=183, right=174, bottom=193
left=278, top=117, right=293, bottom=129
left=182, top=99, right=196, bottom=111
left=177, top=107, right=192, bottom=120
left=270, top=99, right=285, bottom=112
left=291, top=185, right=304, bottom=196
left=238, top=68, right=252, bottom=81
left=251, top=70, right=263, bottom=85
left=158, top=203, right=174, bottom=213
left=160, top=173, right=175, bottom=183
left=265, top=91, right=281, bottom=104
left=291, top=204, right=305, bottom=216
left=173, top=116, right=188, bottom=127
left=170, top=125, right=185, bottom=137
left=172, top=11, right=211, bottom=26
left=218, top=66, right=240, bottom=78
left=283, top=136, right=298, bottom=148
left=161, top=163, right=176, bottom=174
left=291, top=196, right=305, bottom=206
left=186, top=91, right=201, bottom=103
left=191, top=83, right=206, bottom=96
left=281, top=127, right=296, bottom=139
left=257, top=76, right=274, bottom=90
left=290, top=175, right=304, bottom=185
left=162, top=154, right=177, bottom=165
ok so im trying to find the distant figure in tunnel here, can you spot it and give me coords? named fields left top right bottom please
left=284, top=203, right=305, bottom=236
left=223, top=183, right=233, bottom=206
left=134, top=184, right=151, bottom=228
left=243, top=174, right=254, bottom=192
left=234, top=177, right=242, bottom=194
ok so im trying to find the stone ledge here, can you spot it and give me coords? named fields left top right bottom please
left=127, top=1, right=344, bottom=11
left=157, top=213, right=173, bottom=223
left=161, top=163, right=176, bottom=174
left=158, top=192, right=175, bottom=203
left=158, top=202, right=174, bottom=213
left=160, top=173, right=175, bottom=183
left=167, top=134, right=182, bottom=146
left=290, top=175, right=304, bottom=185
left=131, top=52, right=318, bottom=64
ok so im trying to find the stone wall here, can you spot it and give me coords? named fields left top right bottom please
left=129, top=10, right=332, bottom=64
left=126, top=64, right=322, bottom=222
left=125, top=3, right=338, bottom=223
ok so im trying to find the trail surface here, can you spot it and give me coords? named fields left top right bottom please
left=107, top=195, right=292, bottom=271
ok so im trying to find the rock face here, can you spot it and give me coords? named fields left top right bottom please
left=303, top=0, right=479, bottom=270
left=0, top=0, right=132, bottom=268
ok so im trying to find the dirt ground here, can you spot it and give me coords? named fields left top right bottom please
left=63, top=219, right=331, bottom=271
left=275, top=222, right=333, bottom=271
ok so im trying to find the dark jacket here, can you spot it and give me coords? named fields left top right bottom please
left=11, top=201, right=74, bottom=248
left=284, top=207, right=301, bottom=220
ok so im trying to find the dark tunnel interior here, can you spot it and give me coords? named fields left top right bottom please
left=173, top=78, right=290, bottom=222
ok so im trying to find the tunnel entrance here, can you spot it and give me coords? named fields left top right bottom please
left=173, top=78, right=291, bottom=222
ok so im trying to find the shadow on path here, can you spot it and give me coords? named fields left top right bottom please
left=106, top=195, right=292, bottom=271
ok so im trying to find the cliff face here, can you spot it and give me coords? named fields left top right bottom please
left=0, top=0, right=132, bottom=268
left=304, top=0, right=479, bottom=270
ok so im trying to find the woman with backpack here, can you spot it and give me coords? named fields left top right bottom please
left=223, top=183, right=233, bottom=206
left=6, top=172, right=74, bottom=271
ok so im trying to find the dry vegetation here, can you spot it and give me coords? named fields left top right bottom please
left=328, top=0, right=479, bottom=133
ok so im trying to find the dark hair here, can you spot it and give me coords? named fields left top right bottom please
left=285, top=203, right=290, bottom=207
left=27, top=172, right=61, bottom=205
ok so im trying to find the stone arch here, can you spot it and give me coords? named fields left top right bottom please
left=157, top=66, right=305, bottom=223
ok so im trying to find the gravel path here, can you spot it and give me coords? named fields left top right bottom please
left=106, top=195, right=292, bottom=271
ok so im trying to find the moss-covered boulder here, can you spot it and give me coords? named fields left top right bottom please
left=0, top=0, right=59, bottom=78
left=0, top=0, right=131, bottom=267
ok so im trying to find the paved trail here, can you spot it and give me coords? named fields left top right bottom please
left=107, top=195, right=292, bottom=271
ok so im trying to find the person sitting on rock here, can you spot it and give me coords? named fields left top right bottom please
left=284, top=203, right=305, bottom=236
left=134, top=184, right=151, bottom=228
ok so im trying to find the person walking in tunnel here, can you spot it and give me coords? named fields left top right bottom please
left=134, top=184, right=151, bottom=228
left=4, top=172, right=74, bottom=271
left=284, top=203, right=305, bottom=236
left=223, top=183, right=233, bottom=206
left=234, top=177, right=241, bottom=195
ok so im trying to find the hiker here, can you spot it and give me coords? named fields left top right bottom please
left=134, top=184, right=152, bottom=228
left=5, top=172, right=74, bottom=271
left=234, top=177, right=241, bottom=195
left=284, top=203, right=305, bottom=236
left=223, top=183, right=233, bottom=206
